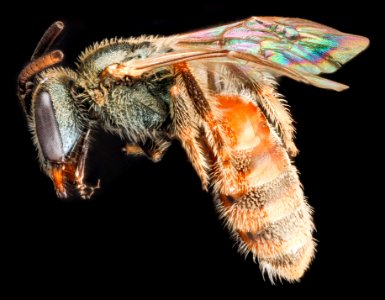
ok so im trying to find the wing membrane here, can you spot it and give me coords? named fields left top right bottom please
left=111, top=17, right=368, bottom=91
left=176, top=17, right=369, bottom=75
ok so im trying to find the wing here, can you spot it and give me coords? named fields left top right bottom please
left=176, top=16, right=369, bottom=75
left=107, top=17, right=368, bottom=91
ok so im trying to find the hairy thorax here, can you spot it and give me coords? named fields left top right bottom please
left=76, top=37, right=176, bottom=141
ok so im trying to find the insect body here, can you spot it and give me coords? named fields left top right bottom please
left=17, top=18, right=368, bottom=282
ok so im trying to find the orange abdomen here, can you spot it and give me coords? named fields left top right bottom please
left=213, top=95, right=315, bottom=282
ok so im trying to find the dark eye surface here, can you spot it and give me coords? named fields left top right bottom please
left=34, top=91, right=64, bottom=161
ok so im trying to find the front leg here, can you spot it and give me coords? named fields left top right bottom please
left=68, top=129, right=101, bottom=199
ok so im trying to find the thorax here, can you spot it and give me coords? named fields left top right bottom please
left=76, top=37, right=176, bottom=141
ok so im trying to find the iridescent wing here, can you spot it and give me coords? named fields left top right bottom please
left=108, top=17, right=368, bottom=91
left=176, top=17, right=369, bottom=75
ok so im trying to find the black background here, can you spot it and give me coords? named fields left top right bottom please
left=3, top=1, right=381, bottom=293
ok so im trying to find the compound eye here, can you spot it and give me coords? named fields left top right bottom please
left=34, top=91, right=64, bottom=161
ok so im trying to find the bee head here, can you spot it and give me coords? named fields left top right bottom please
left=32, top=70, right=90, bottom=198
left=17, top=21, right=97, bottom=199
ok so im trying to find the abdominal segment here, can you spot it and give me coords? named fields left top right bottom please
left=212, top=95, right=315, bottom=282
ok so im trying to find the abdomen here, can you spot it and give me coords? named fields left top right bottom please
left=213, top=94, right=315, bottom=282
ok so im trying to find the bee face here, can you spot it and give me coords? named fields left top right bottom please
left=30, top=70, right=86, bottom=198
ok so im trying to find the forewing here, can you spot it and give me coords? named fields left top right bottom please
left=108, top=17, right=368, bottom=91
left=176, top=16, right=369, bottom=75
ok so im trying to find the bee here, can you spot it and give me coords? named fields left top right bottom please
left=17, top=18, right=368, bottom=283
